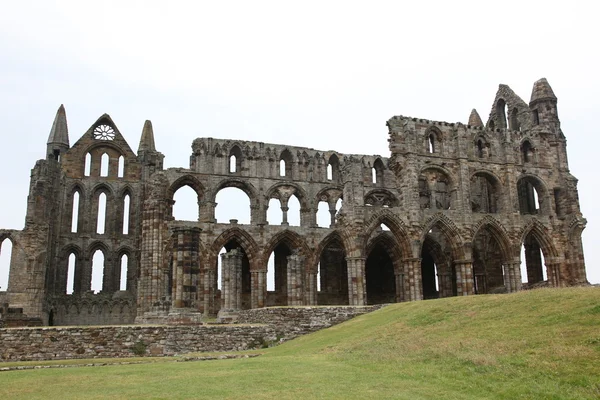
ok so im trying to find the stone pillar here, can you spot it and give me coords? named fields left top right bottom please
left=221, top=249, right=243, bottom=310
left=329, top=204, right=336, bottom=228
left=394, top=271, right=405, bottom=303
left=202, top=267, right=215, bottom=316
left=545, top=258, right=561, bottom=288
left=286, top=254, right=305, bottom=305
left=251, top=270, right=266, bottom=309
left=199, top=201, right=217, bottom=223
left=438, top=271, right=453, bottom=298
left=346, top=257, right=366, bottom=306
left=306, top=271, right=317, bottom=305
left=455, top=260, right=474, bottom=296
left=172, top=227, right=201, bottom=309
left=137, top=196, right=171, bottom=320
left=403, top=258, right=422, bottom=301
left=503, top=262, right=522, bottom=293
left=281, top=206, right=289, bottom=226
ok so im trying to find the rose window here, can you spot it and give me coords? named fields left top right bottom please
left=93, top=125, right=116, bottom=141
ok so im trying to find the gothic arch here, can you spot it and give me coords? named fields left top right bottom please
left=263, top=229, right=311, bottom=265
left=519, top=219, right=559, bottom=259
left=211, top=178, right=258, bottom=206
left=471, top=216, right=513, bottom=262
left=167, top=175, right=205, bottom=200
left=420, top=213, right=465, bottom=260
left=363, top=210, right=412, bottom=258
left=266, top=182, right=309, bottom=209
left=208, top=227, right=259, bottom=268
left=310, top=231, right=346, bottom=273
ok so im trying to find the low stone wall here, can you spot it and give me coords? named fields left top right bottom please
left=236, top=305, right=382, bottom=339
left=0, top=306, right=381, bottom=362
left=0, top=324, right=277, bottom=362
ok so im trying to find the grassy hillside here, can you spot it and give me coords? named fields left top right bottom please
left=1, top=287, right=599, bottom=399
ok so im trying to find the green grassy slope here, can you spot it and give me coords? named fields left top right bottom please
left=1, top=287, right=599, bottom=399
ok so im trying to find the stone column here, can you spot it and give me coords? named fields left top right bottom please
left=286, top=254, right=305, bottom=305
left=199, top=201, right=217, bottom=223
left=438, top=271, right=453, bottom=298
left=503, top=262, right=522, bottom=293
left=403, top=258, right=422, bottom=301
left=202, top=267, right=215, bottom=316
left=281, top=206, right=289, bottom=226
left=172, top=227, right=201, bottom=309
left=306, top=270, right=317, bottom=305
left=455, top=260, right=474, bottom=296
left=221, top=249, right=243, bottom=310
left=394, top=271, right=405, bottom=303
left=545, top=258, right=561, bottom=288
left=251, top=270, right=266, bottom=309
left=346, top=257, right=366, bottom=305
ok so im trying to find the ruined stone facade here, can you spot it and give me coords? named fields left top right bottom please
left=0, top=78, right=588, bottom=326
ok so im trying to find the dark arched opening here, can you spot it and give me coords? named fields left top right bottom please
left=365, top=241, right=395, bottom=305
left=267, top=242, right=292, bottom=306
left=317, top=237, right=348, bottom=305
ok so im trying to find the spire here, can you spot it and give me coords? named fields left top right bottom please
left=530, top=78, right=557, bottom=104
left=138, top=120, right=156, bottom=153
left=47, top=104, right=69, bottom=147
left=468, top=109, right=484, bottom=127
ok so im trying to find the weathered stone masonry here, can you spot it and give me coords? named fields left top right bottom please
left=0, top=78, right=588, bottom=326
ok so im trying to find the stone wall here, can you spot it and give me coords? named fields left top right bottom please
left=0, top=306, right=378, bottom=362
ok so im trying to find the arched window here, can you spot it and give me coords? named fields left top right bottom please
left=522, top=141, right=533, bottom=163
left=496, top=99, right=507, bottom=129
left=477, top=140, right=484, bottom=158
left=91, top=249, right=105, bottom=293
left=66, top=253, right=76, bottom=294
left=280, top=149, right=293, bottom=178
left=100, top=153, right=109, bottom=177
left=71, top=191, right=80, bottom=233
left=118, top=155, right=125, bottom=178
left=327, top=154, right=340, bottom=182
left=0, top=238, right=13, bottom=291
left=97, top=192, right=107, bottom=234
left=122, top=194, right=130, bottom=234
left=84, top=153, right=92, bottom=176
left=510, top=108, right=520, bottom=131
left=517, top=177, right=543, bottom=215
left=215, top=187, right=251, bottom=224
left=119, top=254, right=128, bottom=291
left=230, top=155, right=237, bottom=173
left=229, top=146, right=242, bottom=174
left=316, top=201, right=330, bottom=228
left=428, top=134, right=435, bottom=153
left=172, top=185, right=199, bottom=221
left=287, top=195, right=301, bottom=227
left=373, top=159, right=384, bottom=185
left=279, top=160, right=286, bottom=177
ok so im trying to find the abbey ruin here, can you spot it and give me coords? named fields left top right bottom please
left=0, top=78, right=588, bottom=326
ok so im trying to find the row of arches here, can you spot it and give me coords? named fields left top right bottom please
left=83, top=150, right=126, bottom=178
left=162, top=212, right=563, bottom=314
left=55, top=246, right=135, bottom=295
left=424, top=126, right=538, bottom=165
left=171, top=181, right=344, bottom=226
left=66, top=185, right=133, bottom=235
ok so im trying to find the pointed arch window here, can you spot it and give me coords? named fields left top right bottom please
left=122, top=194, right=131, bottom=234
left=84, top=153, right=92, bottom=176
left=100, top=153, right=109, bottom=177
left=120, top=254, right=128, bottom=291
left=97, top=192, right=107, bottom=234
left=91, top=249, right=104, bottom=293
left=71, top=191, right=80, bottom=233
left=66, top=253, right=76, bottom=294
left=477, top=139, right=484, bottom=158
left=118, top=155, right=125, bottom=178
left=229, top=146, right=242, bottom=174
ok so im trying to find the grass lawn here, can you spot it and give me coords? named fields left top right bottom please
left=1, top=287, right=599, bottom=399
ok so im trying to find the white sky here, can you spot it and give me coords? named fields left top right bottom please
left=0, top=0, right=598, bottom=286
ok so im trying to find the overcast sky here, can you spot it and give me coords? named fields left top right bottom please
left=0, top=1, right=598, bottom=287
